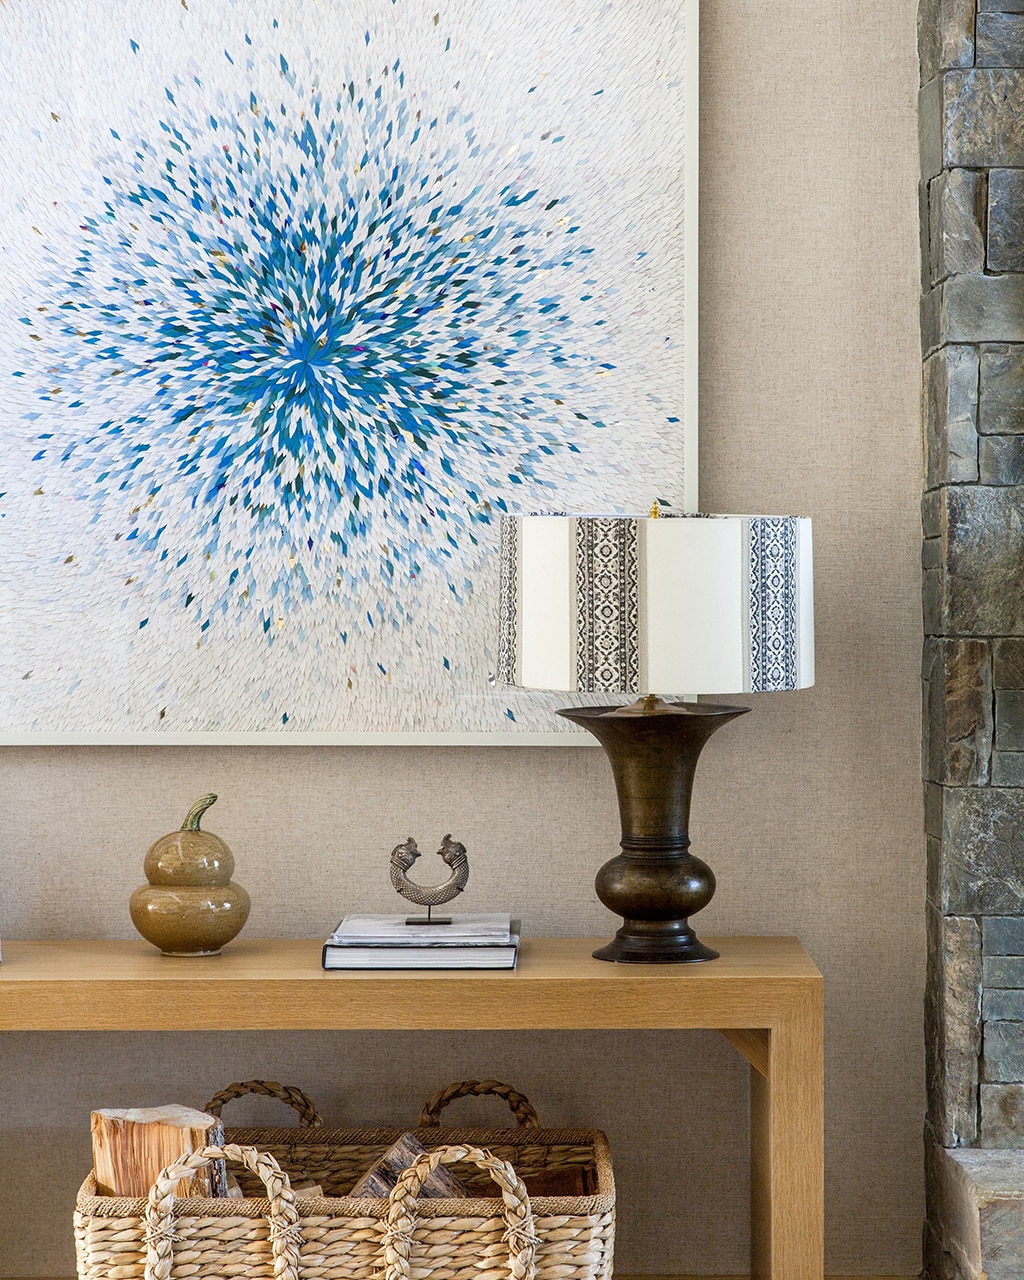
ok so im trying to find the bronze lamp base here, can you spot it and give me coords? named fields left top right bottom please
left=557, top=697, right=749, bottom=964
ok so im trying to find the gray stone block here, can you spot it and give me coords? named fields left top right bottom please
left=924, top=1217, right=975, bottom=1280
left=997, top=690, right=1024, bottom=750
left=981, top=435, right=1024, bottom=484
left=925, top=565, right=944, bottom=638
left=978, top=13, right=1024, bottom=65
left=923, top=286, right=943, bottom=356
left=931, top=1144, right=1024, bottom=1280
left=944, top=487, right=1024, bottom=635
left=984, top=1021, right=1024, bottom=1080
left=927, top=1232, right=975, bottom=1280
left=988, top=171, right=1024, bottom=273
left=943, top=787, right=1024, bottom=914
left=927, top=346, right=981, bottom=485
left=928, top=908, right=982, bottom=1144
left=925, top=488, right=944, bottom=537
left=932, top=170, right=986, bottom=283
left=980, top=346, right=1024, bottom=435
left=922, top=77, right=945, bottom=182
left=921, top=178, right=934, bottom=294
left=943, top=275, right=1024, bottom=344
left=982, top=0, right=1024, bottom=11
left=920, top=0, right=976, bottom=83
left=985, top=989, right=1024, bottom=1020
left=987, top=917, right=1024, bottom=956
left=925, top=639, right=993, bottom=784
left=924, top=536, right=943, bottom=569
left=928, top=782, right=945, bottom=839
left=981, top=1084, right=1024, bottom=1145
left=992, top=752, right=1024, bottom=785
left=994, top=638, right=1024, bottom=688
left=924, top=1223, right=974, bottom=1280
left=997, top=704, right=1024, bottom=766
left=986, top=957, right=1024, bottom=988
left=929, top=833, right=944, bottom=910
left=945, top=71, right=1024, bottom=169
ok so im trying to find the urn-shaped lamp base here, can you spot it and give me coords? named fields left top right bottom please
left=557, top=698, right=749, bottom=964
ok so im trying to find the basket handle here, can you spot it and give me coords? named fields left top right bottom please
left=203, top=1079, right=323, bottom=1127
left=383, top=1144, right=537, bottom=1280
left=144, top=1143, right=301, bottom=1280
left=418, top=1080, right=539, bottom=1128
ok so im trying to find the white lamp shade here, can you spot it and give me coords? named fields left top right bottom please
left=497, top=514, right=814, bottom=695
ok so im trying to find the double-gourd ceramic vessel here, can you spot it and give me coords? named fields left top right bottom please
left=130, top=793, right=250, bottom=956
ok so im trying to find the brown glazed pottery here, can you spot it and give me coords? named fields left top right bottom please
left=130, top=793, right=251, bottom=956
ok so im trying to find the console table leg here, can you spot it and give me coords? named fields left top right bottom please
left=750, top=991, right=824, bottom=1279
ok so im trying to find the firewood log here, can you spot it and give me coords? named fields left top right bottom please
left=349, top=1131, right=466, bottom=1199
left=90, top=1104, right=226, bottom=1197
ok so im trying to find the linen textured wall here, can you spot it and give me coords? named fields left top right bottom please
left=0, top=0, right=924, bottom=1274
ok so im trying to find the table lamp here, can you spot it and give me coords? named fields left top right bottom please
left=497, top=510, right=814, bottom=963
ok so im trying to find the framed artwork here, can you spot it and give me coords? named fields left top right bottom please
left=0, top=0, right=697, bottom=743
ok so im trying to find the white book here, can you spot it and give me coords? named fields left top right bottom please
left=322, top=939, right=519, bottom=970
left=330, top=912, right=513, bottom=945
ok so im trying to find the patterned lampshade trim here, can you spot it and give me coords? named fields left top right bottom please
left=497, top=513, right=814, bottom=695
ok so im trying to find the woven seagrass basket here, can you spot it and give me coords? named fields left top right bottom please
left=73, top=1080, right=615, bottom=1280
left=199, top=1077, right=601, bottom=1199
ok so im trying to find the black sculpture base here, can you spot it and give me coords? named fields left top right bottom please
left=593, top=920, right=720, bottom=964
left=558, top=697, right=750, bottom=964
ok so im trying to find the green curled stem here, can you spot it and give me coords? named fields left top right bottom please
left=181, top=794, right=218, bottom=832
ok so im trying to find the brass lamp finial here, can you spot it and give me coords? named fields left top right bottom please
left=650, top=499, right=662, bottom=518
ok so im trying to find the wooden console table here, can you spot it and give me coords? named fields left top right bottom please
left=0, top=934, right=823, bottom=1280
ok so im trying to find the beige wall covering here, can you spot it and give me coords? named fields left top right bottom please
left=0, top=1, right=924, bottom=1274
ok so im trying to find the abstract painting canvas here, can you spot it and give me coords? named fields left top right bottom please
left=0, top=0, right=695, bottom=741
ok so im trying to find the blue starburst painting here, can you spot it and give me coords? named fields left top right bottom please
left=0, top=0, right=691, bottom=738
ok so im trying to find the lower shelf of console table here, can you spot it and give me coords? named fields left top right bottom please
left=0, top=935, right=823, bottom=1280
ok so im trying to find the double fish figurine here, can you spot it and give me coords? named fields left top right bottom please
left=389, top=834, right=469, bottom=908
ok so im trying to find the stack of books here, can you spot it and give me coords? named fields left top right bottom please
left=321, top=913, right=520, bottom=970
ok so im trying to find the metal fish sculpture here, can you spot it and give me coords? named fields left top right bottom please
left=390, top=834, right=469, bottom=908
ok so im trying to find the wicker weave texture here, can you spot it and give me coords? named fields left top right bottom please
left=215, top=1128, right=601, bottom=1197
left=74, top=1141, right=615, bottom=1280
left=205, top=1078, right=604, bottom=1198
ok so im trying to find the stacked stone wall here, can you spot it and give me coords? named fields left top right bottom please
left=922, top=0, right=1024, bottom=1273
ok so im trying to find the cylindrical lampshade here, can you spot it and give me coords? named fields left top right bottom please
left=497, top=513, right=814, bottom=695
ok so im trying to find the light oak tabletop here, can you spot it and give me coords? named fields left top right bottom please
left=0, top=936, right=820, bottom=1031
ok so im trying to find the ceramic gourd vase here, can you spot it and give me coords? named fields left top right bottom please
left=130, top=793, right=250, bottom=956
